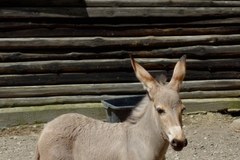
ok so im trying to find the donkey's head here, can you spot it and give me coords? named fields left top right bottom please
left=130, top=55, right=187, bottom=151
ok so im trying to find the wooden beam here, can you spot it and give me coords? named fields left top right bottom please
left=134, top=45, right=240, bottom=59
left=1, top=25, right=240, bottom=38
left=0, top=58, right=239, bottom=74
left=0, top=80, right=239, bottom=98
left=181, top=80, right=240, bottom=92
left=180, top=90, right=240, bottom=99
left=183, top=98, right=240, bottom=112
left=0, top=45, right=240, bottom=62
left=1, top=1, right=240, bottom=7
left=0, top=35, right=240, bottom=50
left=0, top=59, right=131, bottom=74
left=0, top=83, right=144, bottom=98
left=0, top=90, right=239, bottom=108
left=0, top=72, right=137, bottom=86
left=1, top=18, right=240, bottom=30
left=0, top=71, right=239, bottom=86
left=0, top=103, right=106, bottom=127
left=185, top=17, right=240, bottom=26
left=1, top=7, right=240, bottom=19
left=0, top=95, right=130, bottom=108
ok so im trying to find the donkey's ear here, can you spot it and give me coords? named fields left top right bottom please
left=168, top=55, right=186, bottom=92
left=130, top=56, right=159, bottom=98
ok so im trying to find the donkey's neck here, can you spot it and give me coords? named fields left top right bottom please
left=124, top=95, right=169, bottom=159
left=126, top=95, right=149, bottom=124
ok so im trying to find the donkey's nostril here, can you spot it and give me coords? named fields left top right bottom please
left=171, top=139, right=178, bottom=147
left=171, top=139, right=187, bottom=151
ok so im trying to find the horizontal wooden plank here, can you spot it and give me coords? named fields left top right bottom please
left=1, top=18, right=240, bottom=30
left=0, top=35, right=240, bottom=50
left=0, top=72, right=137, bottom=86
left=0, top=71, right=239, bottom=86
left=0, top=103, right=106, bottom=127
left=1, top=25, right=240, bottom=38
left=0, top=58, right=239, bottom=74
left=1, top=7, right=240, bottom=19
left=0, top=90, right=239, bottom=108
left=0, top=59, right=130, bottom=74
left=1, top=0, right=240, bottom=7
left=186, top=17, right=240, bottom=26
left=0, top=80, right=239, bottom=98
left=183, top=98, right=240, bottom=112
left=184, top=71, right=240, bottom=80
left=0, top=83, right=142, bottom=98
left=180, top=90, right=240, bottom=99
left=0, top=95, right=130, bottom=108
left=0, top=45, right=240, bottom=62
left=0, top=46, right=238, bottom=62
left=134, top=45, right=240, bottom=59
left=181, top=80, right=240, bottom=92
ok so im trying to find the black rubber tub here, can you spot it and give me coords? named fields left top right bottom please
left=101, top=95, right=144, bottom=123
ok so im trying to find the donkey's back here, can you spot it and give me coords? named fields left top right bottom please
left=36, top=113, right=127, bottom=160
left=36, top=113, right=91, bottom=160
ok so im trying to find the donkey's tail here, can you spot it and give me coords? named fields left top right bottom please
left=35, top=144, right=40, bottom=160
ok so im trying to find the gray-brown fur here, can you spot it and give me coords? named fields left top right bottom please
left=36, top=55, right=187, bottom=160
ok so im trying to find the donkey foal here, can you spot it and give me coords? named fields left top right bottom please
left=36, top=55, right=188, bottom=160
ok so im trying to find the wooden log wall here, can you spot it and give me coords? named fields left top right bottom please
left=0, top=0, right=239, bottom=109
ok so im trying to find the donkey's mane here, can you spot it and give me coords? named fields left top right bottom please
left=126, top=95, right=150, bottom=124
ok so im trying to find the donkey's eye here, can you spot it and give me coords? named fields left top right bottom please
left=156, top=108, right=165, bottom=114
left=181, top=108, right=186, bottom=113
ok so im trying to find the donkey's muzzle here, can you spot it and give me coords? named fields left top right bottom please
left=171, top=138, right=188, bottom=151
